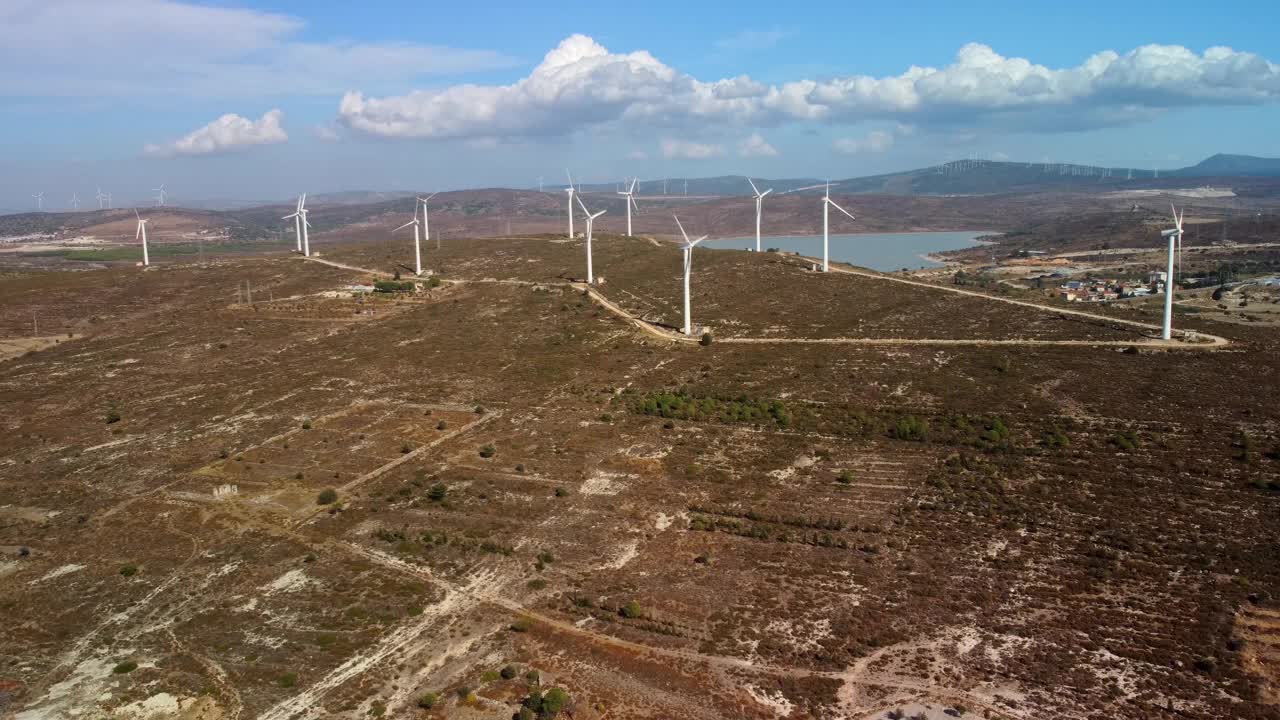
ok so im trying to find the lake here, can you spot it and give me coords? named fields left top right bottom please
left=703, top=231, right=992, bottom=272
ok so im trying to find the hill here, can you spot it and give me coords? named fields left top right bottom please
left=1176, top=153, right=1280, bottom=177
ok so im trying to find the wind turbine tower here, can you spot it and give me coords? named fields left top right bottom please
left=96, top=187, right=106, bottom=210
left=673, top=215, right=708, bottom=336
left=419, top=193, right=438, bottom=252
left=71, top=193, right=80, bottom=211
left=154, top=185, right=167, bottom=207
left=1160, top=205, right=1184, bottom=341
left=283, top=195, right=305, bottom=253
left=748, top=178, right=773, bottom=252
left=564, top=169, right=577, bottom=238
left=394, top=204, right=423, bottom=275
left=575, top=195, right=606, bottom=284
left=820, top=182, right=856, bottom=272
left=135, top=210, right=150, bottom=266
left=32, top=193, right=43, bottom=212
left=617, top=178, right=639, bottom=236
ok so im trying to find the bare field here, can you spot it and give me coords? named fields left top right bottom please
left=2, top=235, right=1279, bottom=720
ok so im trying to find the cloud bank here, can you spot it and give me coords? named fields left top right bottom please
left=0, top=0, right=515, bottom=98
left=145, top=110, right=288, bottom=156
left=338, top=34, right=1280, bottom=141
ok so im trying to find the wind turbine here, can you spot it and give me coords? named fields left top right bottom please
left=673, top=215, right=708, bottom=336
left=96, top=187, right=106, bottom=210
left=283, top=194, right=305, bottom=253
left=105, top=192, right=112, bottom=209
left=154, top=185, right=167, bottom=207
left=820, top=182, right=856, bottom=272
left=135, top=210, right=150, bottom=266
left=617, top=178, right=639, bottom=236
left=575, top=195, right=606, bottom=284
left=32, top=193, right=43, bottom=212
left=748, top=178, right=773, bottom=252
left=394, top=204, right=423, bottom=275
left=70, top=193, right=80, bottom=211
left=418, top=193, right=438, bottom=252
left=1160, top=205, right=1183, bottom=341
left=564, top=169, right=576, bottom=238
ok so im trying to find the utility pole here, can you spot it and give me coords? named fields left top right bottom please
left=32, top=312, right=38, bottom=336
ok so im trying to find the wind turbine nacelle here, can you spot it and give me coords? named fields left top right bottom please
left=1161, top=229, right=1179, bottom=237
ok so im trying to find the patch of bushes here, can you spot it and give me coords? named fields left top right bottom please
left=416, top=693, right=439, bottom=709
left=373, top=280, right=416, bottom=293
left=317, top=488, right=338, bottom=505
left=112, top=660, right=138, bottom=674
left=428, top=483, right=448, bottom=502
left=479, top=443, right=496, bottom=458
left=620, top=600, right=643, bottom=619
left=277, top=672, right=298, bottom=688
left=105, top=410, right=121, bottom=424
left=119, top=565, right=138, bottom=577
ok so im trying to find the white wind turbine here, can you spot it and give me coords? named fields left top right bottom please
left=32, top=193, right=43, bottom=212
left=96, top=187, right=106, bottom=210
left=70, top=193, right=80, bottom=211
left=673, top=215, right=709, bottom=336
left=1160, top=205, right=1184, bottom=341
left=283, top=194, right=305, bottom=254
left=617, top=178, right=639, bottom=236
left=748, top=178, right=772, bottom=252
left=418, top=193, right=438, bottom=252
left=820, top=182, right=856, bottom=272
left=394, top=203, right=423, bottom=275
left=154, top=185, right=167, bottom=207
left=564, top=169, right=577, bottom=238
left=575, top=195, right=606, bottom=284
left=135, top=210, right=150, bottom=266
left=105, top=192, right=112, bottom=209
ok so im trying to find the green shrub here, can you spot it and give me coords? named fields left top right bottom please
left=699, top=332, right=713, bottom=346
left=317, top=488, right=338, bottom=505
left=500, top=665, right=518, bottom=680
left=301, top=419, right=312, bottom=430
left=436, top=420, right=448, bottom=431
left=416, top=693, right=439, bottom=709
left=553, top=486, right=568, bottom=498
left=542, top=687, right=571, bottom=715
left=112, top=660, right=138, bottom=674
left=119, top=565, right=138, bottom=577
left=277, top=672, right=298, bottom=688
left=620, top=601, right=643, bottom=619
left=105, top=410, right=121, bottom=424
left=525, top=670, right=540, bottom=684
left=890, top=415, right=929, bottom=442
left=509, top=617, right=533, bottom=632
left=837, top=470, right=854, bottom=484
left=479, top=443, right=496, bottom=458
left=428, top=484, right=448, bottom=502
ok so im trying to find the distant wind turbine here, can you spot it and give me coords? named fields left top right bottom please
left=135, top=210, right=150, bottom=266
left=154, top=184, right=167, bottom=207
left=70, top=193, right=80, bottom=211
left=747, top=178, right=772, bottom=252
left=419, top=193, right=438, bottom=251
left=394, top=204, right=423, bottom=275
left=565, top=169, right=577, bottom=238
left=1160, top=205, right=1183, bottom=341
left=575, top=195, right=606, bottom=284
left=32, top=193, right=43, bottom=212
left=617, top=178, right=639, bottom=236
left=96, top=187, right=106, bottom=210
left=820, top=182, right=856, bottom=272
left=673, top=215, right=708, bottom=336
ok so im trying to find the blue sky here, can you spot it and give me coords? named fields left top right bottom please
left=3, top=0, right=1279, bottom=210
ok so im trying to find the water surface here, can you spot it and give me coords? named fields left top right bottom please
left=705, top=231, right=992, bottom=272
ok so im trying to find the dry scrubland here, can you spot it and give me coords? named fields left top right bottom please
left=2, top=233, right=1280, bottom=720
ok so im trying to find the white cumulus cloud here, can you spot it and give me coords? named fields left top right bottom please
left=661, top=139, right=725, bottom=160
left=738, top=133, right=779, bottom=157
left=145, top=110, right=288, bottom=157
left=337, top=35, right=1280, bottom=141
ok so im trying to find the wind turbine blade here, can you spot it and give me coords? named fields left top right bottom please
left=747, top=178, right=760, bottom=196
left=829, top=199, right=856, bottom=221
left=673, top=215, right=690, bottom=243
left=629, top=177, right=637, bottom=193
left=282, top=213, right=298, bottom=220
left=630, top=196, right=639, bottom=213
left=761, top=189, right=773, bottom=197
left=394, top=220, right=416, bottom=231
left=690, top=235, right=709, bottom=248
left=575, top=194, right=589, bottom=215
left=591, top=209, right=607, bottom=219
left=565, top=169, right=575, bottom=187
